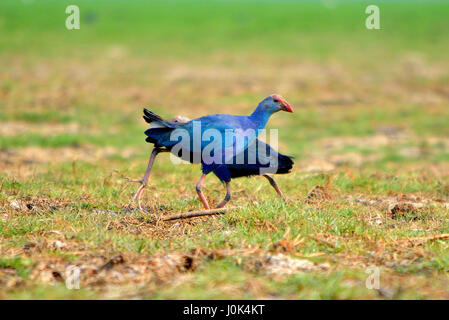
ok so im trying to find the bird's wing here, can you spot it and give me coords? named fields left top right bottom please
left=176, top=115, right=257, bottom=164
left=234, top=138, right=279, bottom=165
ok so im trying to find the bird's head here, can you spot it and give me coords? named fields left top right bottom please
left=259, top=94, right=293, bottom=114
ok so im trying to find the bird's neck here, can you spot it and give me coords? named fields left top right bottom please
left=249, top=104, right=273, bottom=130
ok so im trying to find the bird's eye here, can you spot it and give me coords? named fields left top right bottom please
left=273, top=99, right=279, bottom=103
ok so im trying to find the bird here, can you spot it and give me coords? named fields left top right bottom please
left=130, top=94, right=294, bottom=212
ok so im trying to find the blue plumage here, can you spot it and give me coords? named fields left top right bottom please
left=139, top=94, right=294, bottom=209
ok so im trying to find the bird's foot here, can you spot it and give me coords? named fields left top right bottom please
left=126, top=179, right=149, bottom=215
left=215, top=202, right=227, bottom=209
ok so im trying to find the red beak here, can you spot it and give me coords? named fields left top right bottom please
left=282, top=101, right=293, bottom=113
left=271, top=94, right=293, bottom=113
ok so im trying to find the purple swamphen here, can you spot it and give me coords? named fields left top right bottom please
left=130, top=94, right=294, bottom=212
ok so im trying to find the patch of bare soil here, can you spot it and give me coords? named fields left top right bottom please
left=2, top=55, right=448, bottom=124
left=308, top=232, right=446, bottom=270
left=0, top=146, right=139, bottom=168
left=300, top=135, right=449, bottom=172
left=0, top=248, right=220, bottom=297
left=0, top=245, right=332, bottom=298
left=299, top=159, right=337, bottom=173
left=245, top=253, right=329, bottom=276
left=4, top=234, right=85, bottom=258
left=320, top=135, right=397, bottom=150
left=6, top=197, right=72, bottom=215
left=163, top=62, right=346, bottom=96
left=344, top=193, right=448, bottom=218
left=0, top=122, right=84, bottom=137
left=162, top=56, right=448, bottom=109
left=0, top=268, right=25, bottom=289
left=26, top=252, right=198, bottom=296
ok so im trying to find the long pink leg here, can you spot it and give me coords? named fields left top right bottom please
left=216, top=182, right=231, bottom=208
left=263, top=174, right=286, bottom=202
left=196, top=174, right=210, bottom=210
left=130, top=148, right=168, bottom=213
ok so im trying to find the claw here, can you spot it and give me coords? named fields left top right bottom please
left=127, top=148, right=166, bottom=214
left=215, top=181, right=231, bottom=208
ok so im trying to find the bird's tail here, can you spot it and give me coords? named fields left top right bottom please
left=143, top=108, right=175, bottom=128
left=275, top=153, right=294, bottom=174
left=143, top=108, right=180, bottom=148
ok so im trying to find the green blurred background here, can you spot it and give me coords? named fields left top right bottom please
left=1, top=0, right=448, bottom=152
left=1, top=0, right=448, bottom=60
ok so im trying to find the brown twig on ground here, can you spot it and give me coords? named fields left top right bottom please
left=382, top=234, right=449, bottom=246
left=162, top=207, right=241, bottom=221
left=402, top=234, right=449, bottom=245
left=308, top=235, right=336, bottom=248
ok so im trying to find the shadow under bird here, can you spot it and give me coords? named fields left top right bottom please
left=130, top=94, right=294, bottom=212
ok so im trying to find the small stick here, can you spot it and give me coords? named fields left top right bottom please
left=163, top=206, right=241, bottom=221
left=385, top=233, right=449, bottom=246
left=410, top=233, right=449, bottom=243
left=308, top=235, right=336, bottom=248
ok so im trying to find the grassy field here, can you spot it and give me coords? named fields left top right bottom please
left=0, top=0, right=448, bottom=299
